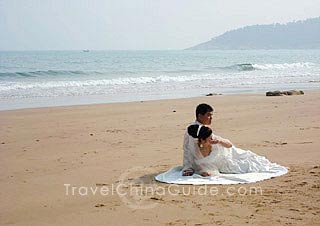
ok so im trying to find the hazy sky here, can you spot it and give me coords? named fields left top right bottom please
left=1, top=0, right=320, bottom=50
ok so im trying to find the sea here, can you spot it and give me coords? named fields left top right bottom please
left=0, top=50, right=319, bottom=110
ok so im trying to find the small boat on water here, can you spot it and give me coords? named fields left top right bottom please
left=83, top=50, right=90, bottom=52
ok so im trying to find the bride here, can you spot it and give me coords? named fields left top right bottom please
left=186, top=124, right=286, bottom=177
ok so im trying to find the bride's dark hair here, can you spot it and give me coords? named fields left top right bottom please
left=188, top=125, right=212, bottom=140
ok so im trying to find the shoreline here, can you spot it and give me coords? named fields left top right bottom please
left=1, top=86, right=318, bottom=112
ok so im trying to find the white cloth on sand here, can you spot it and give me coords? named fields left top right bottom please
left=155, top=146, right=288, bottom=185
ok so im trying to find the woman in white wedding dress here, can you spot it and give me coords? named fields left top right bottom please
left=186, top=124, right=287, bottom=177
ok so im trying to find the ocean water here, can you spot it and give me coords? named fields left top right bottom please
left=0, top=50, right=319, bottom=110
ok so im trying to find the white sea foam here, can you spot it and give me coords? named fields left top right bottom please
left=252, top=62, right=316, bottom=70
left=0, top=74, right=222, bottom=92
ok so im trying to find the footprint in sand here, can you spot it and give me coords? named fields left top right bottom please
left=309, top=170, right=320, bottom=176
left=96, top=183, right=109, bottom=186
left=105, top=129, right=126, bottom=133
left=275, top=141, right=287, bottom=145
left=289, top=208, right=300, bottom=212
left=270, top=199, right=281, bottom=204
left=150, top=197, right=164, bottom=201
left=171, top=199, right=184, bottom=204
left=297, top=181, right=308, bottom=186
left=165, top=219, right=187, bottom=225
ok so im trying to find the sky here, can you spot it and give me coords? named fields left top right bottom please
left=0, top=0, right=320, bottom=50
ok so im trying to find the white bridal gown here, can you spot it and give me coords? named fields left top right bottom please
left=193, top=134, right=286, bottom=176
left=155, top=125, right=288, bottom=185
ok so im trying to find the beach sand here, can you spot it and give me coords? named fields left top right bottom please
left=1, top=90, right=319, bottom=226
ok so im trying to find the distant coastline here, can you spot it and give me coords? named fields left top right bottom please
left=187, top=17, right=320, bottom=50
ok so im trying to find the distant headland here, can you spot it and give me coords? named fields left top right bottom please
left=187, top=17, right=320, bottom=50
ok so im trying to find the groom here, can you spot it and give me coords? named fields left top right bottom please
left=182, top=103, right=214, bottom=176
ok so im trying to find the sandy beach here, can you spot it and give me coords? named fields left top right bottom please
left=1, top=90, right=319, bottom=226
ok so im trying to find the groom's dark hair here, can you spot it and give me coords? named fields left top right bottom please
left=196, top=103, right=214, bottom=117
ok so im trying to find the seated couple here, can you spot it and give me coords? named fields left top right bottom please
left=182, top=104, right=282, bottom=177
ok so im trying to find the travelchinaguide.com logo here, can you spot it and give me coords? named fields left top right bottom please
left=64, top=166, right=263, bottom=210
